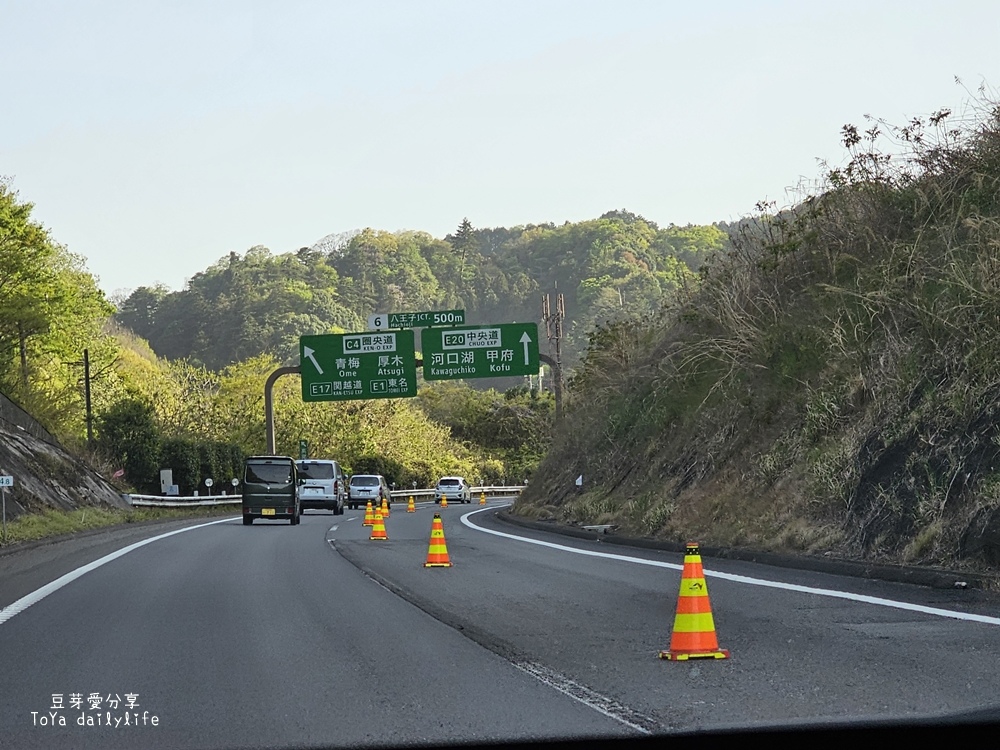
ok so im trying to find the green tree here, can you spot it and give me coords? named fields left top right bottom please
left=0, top=181, right=59, bottom=383
left=160, top=438, right=200, bottom=495
left=0, top=181, right=116, bottom=439
left=114, top=284, right=169, bottom=342
left=448, top=217, right=479, bottom=278
left=96, top=398, right=161, bottom=493
left=197, top=442, right=222, bottom=493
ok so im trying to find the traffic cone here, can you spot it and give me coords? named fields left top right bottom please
left=423, top=513, right=452, bottom=567
left=407, top=496, right=416, bottom=513
left=659, top=542, right=729, bottom=660
left=363, top=501, right=375, bottom=527
left=370, top=510, right=388, bottom=541
left=440, top=496, right=448, bottom=508
left=381, top=497, right=390, bottom=518
left=479, top=492, right=486, bottom=505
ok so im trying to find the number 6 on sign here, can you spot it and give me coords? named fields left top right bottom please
left=367, top=314, right=387, bottom=330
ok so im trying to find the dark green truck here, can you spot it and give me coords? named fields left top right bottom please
left=242, top=455, right=301, bottom=525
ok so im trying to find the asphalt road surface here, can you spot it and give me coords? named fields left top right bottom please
left=2, top=501, right=1000, bottom=749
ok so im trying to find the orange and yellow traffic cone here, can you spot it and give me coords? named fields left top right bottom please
left=381, top=497, right=390, bottom=518
left=479, top=492, right=486, bottom=505
left=659, top=542, right=729, bottom=660
left=407, top=496, right=416, bottom=513
left=363, top=501, right=375, bottom=527
left=370, top=510, right=388, bottom=541
left=423, top=513, right=452, bottom=567
left=440, top=496, right=448, bottom=508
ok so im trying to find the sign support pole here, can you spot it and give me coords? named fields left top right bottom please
left=264, top=365, right=301, bottom=454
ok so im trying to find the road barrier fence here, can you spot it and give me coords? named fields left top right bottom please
left=127, top=485, right=525, bottom=508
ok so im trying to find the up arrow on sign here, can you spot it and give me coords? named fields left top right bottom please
left=519, top=332, right=532, bottom=365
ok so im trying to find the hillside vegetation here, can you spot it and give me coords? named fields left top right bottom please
left=0, top=179, right=588, bottom=499
left=91, top=211, right=725, bottom=494
left=0, top=179, right=112, bottom=441
left=519, top=97, right=1000, bottom=570
left=116, top=215, right=727, bottom=372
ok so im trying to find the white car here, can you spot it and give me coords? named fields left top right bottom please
left=435, top=476, right=471, bottom=504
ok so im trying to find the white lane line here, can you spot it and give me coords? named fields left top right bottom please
left=460, top=507, right=1000, bottom=626
left=0, top=517, right=236, bottom=626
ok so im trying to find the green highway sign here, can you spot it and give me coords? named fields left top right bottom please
left=368, top=309, right=465, bottom=330
left=421, top=323, right=540, bottom=381
left=300, top=330, right=417, bottom=402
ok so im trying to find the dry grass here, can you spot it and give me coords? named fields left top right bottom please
left=0, top=505, right=237, bottom=548
left=520, top=95, right=1000, bottom=570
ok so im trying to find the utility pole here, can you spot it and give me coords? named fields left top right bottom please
left=70, top=349, right=95, bottom=447
left=542, top=291, right=565, bottom=421
left=542, top=294, right=549, bottom=392
left=83, top=348, right=93, bottom=446
left=542, top=291, right=565, bottom=371
left=555, top=293, right=564, bottom=368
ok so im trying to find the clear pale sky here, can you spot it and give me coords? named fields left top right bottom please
left=2, top=0, right=996, bottom=298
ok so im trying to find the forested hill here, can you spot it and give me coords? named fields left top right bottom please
left=115, top=212, right=728, bottom=371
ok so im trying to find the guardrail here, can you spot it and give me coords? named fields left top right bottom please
left=126, top=494, right=241, bottom=507
left=389, top=489, right=436, bottom=499
left=389, top=485, right=525, bottom=499
left=127, top=485, right=525, bottom=508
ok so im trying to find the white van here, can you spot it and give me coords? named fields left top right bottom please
left=296, top=459, right=346, bottom=515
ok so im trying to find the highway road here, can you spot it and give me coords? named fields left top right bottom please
left=2, top=500, right=1000, bottom=749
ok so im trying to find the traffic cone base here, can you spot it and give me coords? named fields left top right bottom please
left=659, top=542, right=728, bottom=660
left=407, top=496, right=416, bottom=512
left=659, top=649, right=730, bottom=660
left=424, top=513, right=452, bottom=567
left=370, top=510, right=388, bottom=541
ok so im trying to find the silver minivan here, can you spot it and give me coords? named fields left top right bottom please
left=296, top=459, right=346, bottom=515
left=348, top=474, right=391, bottom=510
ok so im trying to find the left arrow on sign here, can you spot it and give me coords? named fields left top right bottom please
left=303, top=346, right=324, bottom=374
left=519, top=332, right=532, bottom=366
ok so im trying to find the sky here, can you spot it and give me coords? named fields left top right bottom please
left=2, top=0, right=998, bottom=298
